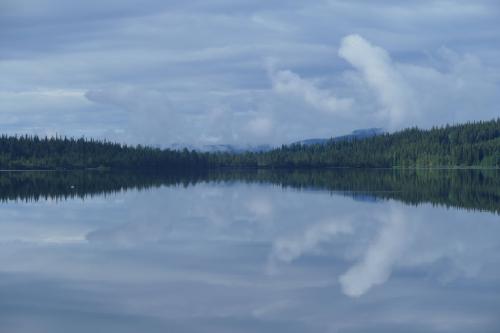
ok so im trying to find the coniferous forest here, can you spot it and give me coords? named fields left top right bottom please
left=211, top=118, right=500, bottom=168
left=0, top=118, right=499, bottom=170
left=0, top=135, right=209, bottom=170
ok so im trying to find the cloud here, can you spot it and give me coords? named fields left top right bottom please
left=85, top=86, right=280, bottom=145
left=269, top=65, right=353, bottom=115
left=339, top=34, right=417, bottom=128
left=246, top=117, right=273, bottom=138
left=339, top=33, right=500, bottom=130
left=82, top=34, right=500, bottom=145
left=2, top=0, right=500, bottom=144
left=85, top=86, right=180, bottom=145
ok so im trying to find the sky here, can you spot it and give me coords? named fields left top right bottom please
left=1, top=0, right=500, bottom=146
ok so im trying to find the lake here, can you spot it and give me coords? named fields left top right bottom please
left=0, top=169, right=499, bottom=332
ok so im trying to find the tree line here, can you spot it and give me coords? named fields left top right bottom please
left=0, top=118, right=499, bottom=170
left=210, top=118, right=500, bottom=168
left=0, top=135, right=209, bottom=170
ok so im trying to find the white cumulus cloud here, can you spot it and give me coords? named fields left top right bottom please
left=339, top=34, right=417, bottom=128
left=269, top=65, right=353, bottom=115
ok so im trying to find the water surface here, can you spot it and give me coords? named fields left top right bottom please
left=1, top=169, right=499, bottom=332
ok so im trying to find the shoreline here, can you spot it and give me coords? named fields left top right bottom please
left=0, top=166, right=499, bottom=173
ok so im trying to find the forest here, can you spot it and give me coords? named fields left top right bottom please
left=0, top=118, right=499, bottom=170
left=0, top=135, right=209, bottom=170
left=211, top=118, right=500, bottom=168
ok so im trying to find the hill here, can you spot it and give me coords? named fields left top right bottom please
left=292, top=128, right=385, bottom=146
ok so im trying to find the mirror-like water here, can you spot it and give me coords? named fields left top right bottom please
left=1, top=170, right=499, bottom=332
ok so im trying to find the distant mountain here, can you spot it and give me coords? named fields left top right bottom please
left=293, top=138, right=330, bottom=146
left=169, top=128, right=385, bottom=153
left=199, top=144, right=273, bottom=153
left=293, top=128, right=385, bottom=146
left=169, top=143, right=273, bottom=153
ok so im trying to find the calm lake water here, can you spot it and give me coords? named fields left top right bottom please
left=0, top=169, right=499, bottom=332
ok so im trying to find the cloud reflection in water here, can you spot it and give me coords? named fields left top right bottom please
left=0, top=181, right=499, bottom=332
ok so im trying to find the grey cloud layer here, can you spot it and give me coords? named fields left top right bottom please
left=1, top=0, right=499, bottom=144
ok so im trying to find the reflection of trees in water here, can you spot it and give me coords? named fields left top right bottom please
left=218, top=169, right=500, bottom=215
left=1, top=169, right=499, bottom=214
left=0, top=171, right=208, bottom=202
